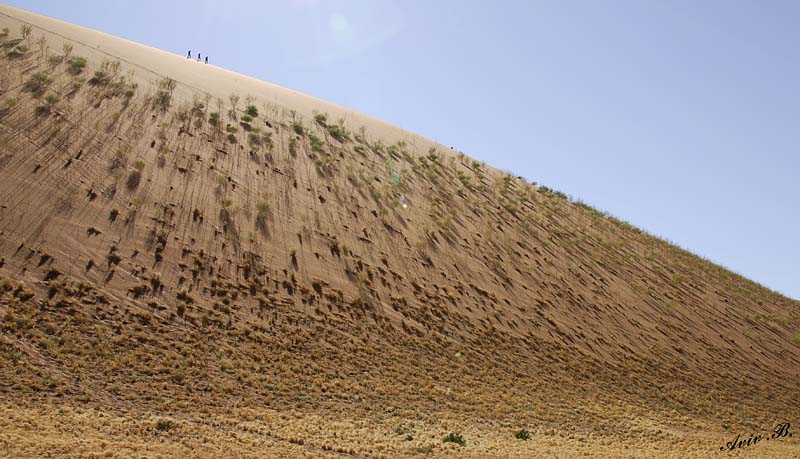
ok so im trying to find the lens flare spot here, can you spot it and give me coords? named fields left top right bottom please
left=329, top=13, right=349, bottom=34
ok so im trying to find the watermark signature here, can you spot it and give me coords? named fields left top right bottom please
left=719, top=422, right=792, bottom=452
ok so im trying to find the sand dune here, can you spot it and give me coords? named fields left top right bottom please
left=0, top=4, right=798, bottom=458
left=0, top=4, right=433, bottom=149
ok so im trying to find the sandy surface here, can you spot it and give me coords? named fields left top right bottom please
left=0, top=4, right=436, bottom=151
left=0, top=4, right=798, bottom=458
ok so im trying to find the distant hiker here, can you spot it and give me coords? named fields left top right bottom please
left=198, top=53, right=202, bottom=62
left=205, top=56, right=208, bottom=64
left=187, top=50, right=191, bottom=59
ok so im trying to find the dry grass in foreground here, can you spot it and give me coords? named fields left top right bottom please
left=2, top=403, right=798, bottom=459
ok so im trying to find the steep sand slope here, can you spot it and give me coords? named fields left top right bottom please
left=0, top=4, right=432, bottom=149
left=0, top=5, right=798, bottom=458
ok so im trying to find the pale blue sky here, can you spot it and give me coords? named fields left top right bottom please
left=7, top=1, right=798, bottom=299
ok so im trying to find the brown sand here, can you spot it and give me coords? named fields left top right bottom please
left=0, top=4, right=798, bottom=458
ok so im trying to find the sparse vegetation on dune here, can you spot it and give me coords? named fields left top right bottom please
left=67, top=56, right=86, bottom=74
left=514, top=429, right=531, bottom=440
left=20, top=24, right=31, bottom=41
left=443, top=433, right=465, bottom=446
left=0, top=9, right=797, bottom=459
left=292, top=121, right=305, bottom=136
left=24, top=71, right=50, bottom=97
left=152, top=77, right=176, bottom=112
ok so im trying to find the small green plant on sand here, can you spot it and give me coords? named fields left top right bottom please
left=20, top=24, right=32, bottom=41
left=25, top=72, right=51, bottom=97
left=155, top=419, right=176, bottom=431
left=44, top=94, right=59, bottom=107
left=327, top=124, right=349, bottom=142
left=513, top=429, right=531, bottom=440
left=68, top=56, right=87, bottom=75
left=442, top=433, right=465, bottom=446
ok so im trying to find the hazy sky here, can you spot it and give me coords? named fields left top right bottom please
left=7, top=1, right=799, bottom=299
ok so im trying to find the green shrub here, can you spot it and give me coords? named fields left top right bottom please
left=309, top=133, right=324, bottom=153
left=67, top=56, right=87, bottom=75
left=442, top=433, right=465, bottom=446
left=314, top=113, right=328, bottom=126
left=209, top=112, right=220, bottom=125
left=44, top=94, right=59, bottom=106
left=152, top=78, right=176, bottom=112
left=89, top=69, right=111, bottom=86
left=327, top=124, right=349, bottom=142
left=155, top=419, right=177, bottom=431
left=47, top=55, right=63, bottom=67
left=240, top=114, right=253, bottom=123
left=24, top=72, right=51, bottom=97
left=132, top=160, right=145, bottom=171
left=292, top=122, right=304, bottom=136
left=248, top=132, right=263, bottom=147
left=245, top=105, right=258, bottom=117
left=513, top=429, right=531, bottom=440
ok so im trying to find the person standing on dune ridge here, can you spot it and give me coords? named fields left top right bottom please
left=187, top=50, right=191, bottom=59
left=205, top=56, right=208, bottom=64
left=198, top=53, right=201, bottom=62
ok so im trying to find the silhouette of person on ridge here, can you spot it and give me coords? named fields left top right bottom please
left=187, top=50, right=191, bottom=59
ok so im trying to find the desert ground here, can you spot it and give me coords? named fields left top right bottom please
left=0, top=4, right=798, bottom=458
